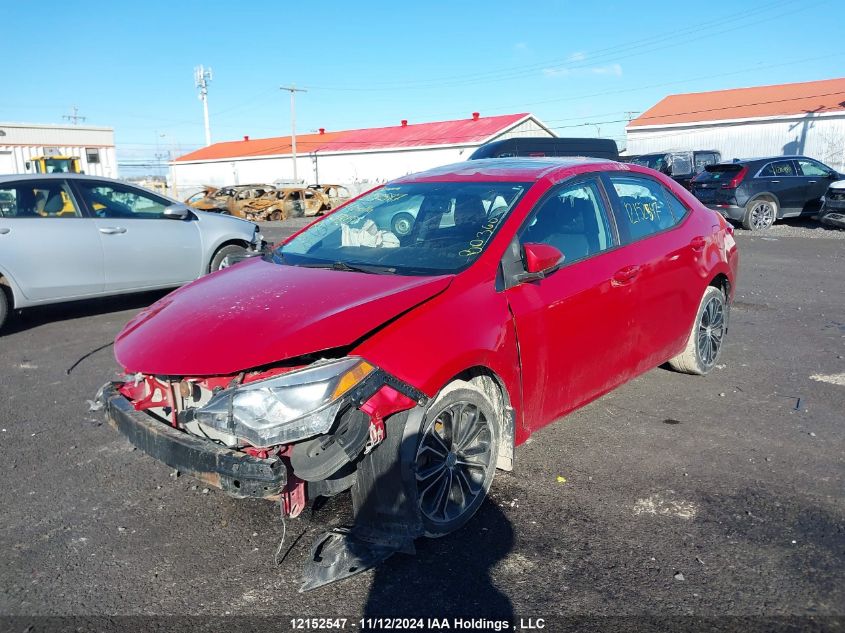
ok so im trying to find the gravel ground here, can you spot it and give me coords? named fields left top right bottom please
left=0, top=220, right=842, bottom=632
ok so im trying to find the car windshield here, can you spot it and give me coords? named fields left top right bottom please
left=276, top=181, right=529, bottom=275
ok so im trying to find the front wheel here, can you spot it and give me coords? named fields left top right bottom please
left=742, top=198, right=777, bottom=230
left=208, top=244, right=248, bottom=273
left=669, top=286, right=727, bottom=375
left=411, top=382, right=500, bottom=537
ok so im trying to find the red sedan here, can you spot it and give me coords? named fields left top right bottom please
left=99, top=158, right=738, bottom=588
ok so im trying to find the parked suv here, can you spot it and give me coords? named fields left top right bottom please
left=690, top=156, right=843, bottom=230
left=630, top=151, right=721, bottom=190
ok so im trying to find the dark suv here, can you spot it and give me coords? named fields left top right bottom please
left=690, top=155, right=842, bottom=230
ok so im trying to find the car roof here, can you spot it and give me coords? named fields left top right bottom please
left=726, top=155, right=813, bottom=166
left=393, top=157, right=619, bottom=183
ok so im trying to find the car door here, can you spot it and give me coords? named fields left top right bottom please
left=601, top=173, right=704, bottom=371
left=0, top=178, right=104, bottom=302
left=505, top=177, right=638, bottom=430
left=756, top=160, right=802, bottom=215
left=70, top=179, right=204, bottom=292
left=796, top=158, right=836, bottom=214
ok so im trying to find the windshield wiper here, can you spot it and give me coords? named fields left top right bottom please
left=297, top=261, right=396, bottom=275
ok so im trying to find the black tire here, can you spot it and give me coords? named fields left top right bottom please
left=408, top=381, right=500, bottom=537
left=209, top=244, right=248, bottom=273
left=742, top=197, right=777, bottom=231
left=391, top=212, right=415, bottom=237
left=669, top=286, right=727, bottom=375
left=0, top=284, right=9, bottom=333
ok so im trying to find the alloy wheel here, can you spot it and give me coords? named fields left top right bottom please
left=697, top=294, right=725, bottom=368
left=750, top=201, right=775, bottom=229
left=415, top=401, right=494, bottom=526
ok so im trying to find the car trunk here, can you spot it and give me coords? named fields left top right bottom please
left=691, top=164, right=744, bottom=205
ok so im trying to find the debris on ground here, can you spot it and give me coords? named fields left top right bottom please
left=674, top=572, right=685, bottom=581
left=556, top=475, right=567, bottom=483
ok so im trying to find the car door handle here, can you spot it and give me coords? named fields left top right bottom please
left=99, top=227, right=127, bottom=234
left=0, top=228, right=9, bottom=235
left=770, top=180, right=780, bottom=183
left=690, top=236, right=706, bottom=252
left=611, top=265, right=641, bottom=286
left=808, top=180, right=817, bottom=184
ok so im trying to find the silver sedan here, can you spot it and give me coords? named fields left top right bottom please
left=0, top=174, right=263, bottom=331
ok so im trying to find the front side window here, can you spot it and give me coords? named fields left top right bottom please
left=0, top=181, right=81, bottom=218
left=519, top=180, right=614, bottom=265
left=759, top=161, right=796, bottom=177
left=608, top=175, right=685, bottom=243
left=278, top=181, right=529, bottom=275
left=75, top=181, right=170, bottom=219
left=796, top=159, right=830, bottom=177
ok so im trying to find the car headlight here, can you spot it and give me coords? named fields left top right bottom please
left=194, top=357, right=375, bottom=446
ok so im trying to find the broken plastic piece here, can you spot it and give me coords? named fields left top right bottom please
left=300, top=527, right=413, bottom=592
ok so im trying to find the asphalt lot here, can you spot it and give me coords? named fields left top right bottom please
left=0, top=218, right=843, bottom=630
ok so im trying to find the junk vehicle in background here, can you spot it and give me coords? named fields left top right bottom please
left=186, top=184, right=349, bottom=221
left=97, top=157, right=738, bottom=590
left=690, top=155, right=843, bottom=230
left=0, top=174, right=262, bottom=332
left=630, top=151, right=721, bottom=190
left=185, top=184, right=276, bottom=216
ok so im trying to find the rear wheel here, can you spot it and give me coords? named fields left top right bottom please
left=742, top=197, right=777, bottom=230
left=209, top=244, right=248, bottom=272
left=669, top=286, right=727, bottom=375
left=411, top=381, right=500, bottom=537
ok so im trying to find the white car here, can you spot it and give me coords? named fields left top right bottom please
left=0, top=174, right=263, bottom=331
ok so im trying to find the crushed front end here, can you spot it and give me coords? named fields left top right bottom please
left=99, top=357, right=426, bottom=520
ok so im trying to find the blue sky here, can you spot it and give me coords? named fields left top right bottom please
left=2, top=0, right=842, bottom=174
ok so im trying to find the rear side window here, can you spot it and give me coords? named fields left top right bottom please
left=0, top=180, right=82, bottom=218
left=608, top=175, right=686, bottom=243
left=759, top=161, right=796, bottom=177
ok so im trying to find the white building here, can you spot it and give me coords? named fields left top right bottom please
left=0, top=122, right=117, bottom=177
left=171, top=112, right=553, bottom=196
left=626, top=78, right=845, bottom=171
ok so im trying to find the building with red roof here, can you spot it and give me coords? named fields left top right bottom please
left=625, top=78, right=845, bottom=170
left=171, top=112, right=553, bottom=194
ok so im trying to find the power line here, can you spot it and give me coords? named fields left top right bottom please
left=298, top=0, right=810, bottom=93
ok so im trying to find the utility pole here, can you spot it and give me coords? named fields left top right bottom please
left=63, top=105, right=86, bottom=125
left=195, top=65, right=213, bottom=146
left=280, top=85, right=307, bottom=182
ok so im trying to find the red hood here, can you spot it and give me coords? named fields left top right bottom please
left=115, top=258, right=453, bottom=375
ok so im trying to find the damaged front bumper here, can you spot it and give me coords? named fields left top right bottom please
left=819, top=202, right=845, bottom=228
left=100, top=382, right=286, bottom=499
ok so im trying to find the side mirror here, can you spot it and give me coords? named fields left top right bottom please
left=516, top=243, right=564, bottom=283
left=828, top=170, right=839, bottom=179
left=162, top=204, right=190, bottom=220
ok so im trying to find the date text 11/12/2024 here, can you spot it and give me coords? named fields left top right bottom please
left=290, top=618, right=546, bottom=631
